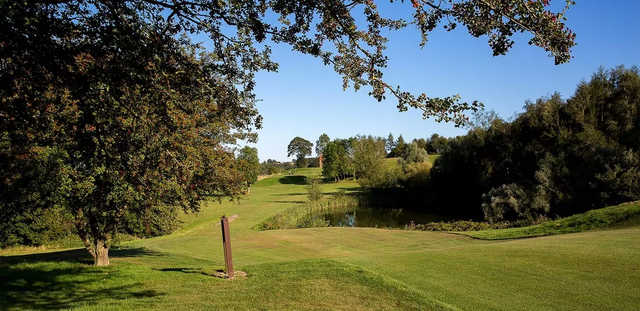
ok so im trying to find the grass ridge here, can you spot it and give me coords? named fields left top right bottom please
left=461, top=201, right=640, bottom=240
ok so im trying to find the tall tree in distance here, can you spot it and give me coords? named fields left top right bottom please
left=237, top=147, right=260, bottom=193
left=316, top=133, right=330, bottom=169
left=386, top=133, right=396, bottom=154
left=390, top=135, right=408, bottom=158
left=287, top=137, right=313, bottom=168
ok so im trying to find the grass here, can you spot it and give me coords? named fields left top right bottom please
left=462, top=201, right=640, bottom=240
left=2, top=167, right=640, bottom=310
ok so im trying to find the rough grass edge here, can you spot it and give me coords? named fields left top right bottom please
left=455, top=201, right=640, bottom=240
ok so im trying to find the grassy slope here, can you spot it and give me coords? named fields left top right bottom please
left=2, top=167, right=640, bottom=310
left=462, top=201, right=640, bottom=240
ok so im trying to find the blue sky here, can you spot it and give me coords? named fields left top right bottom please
left=247, top=1, right=640, bottom=162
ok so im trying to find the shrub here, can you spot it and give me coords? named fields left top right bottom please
left=0, top=206, right=75, bottom=248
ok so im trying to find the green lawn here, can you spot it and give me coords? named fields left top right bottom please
left=2, top=168, right=639, bottom=310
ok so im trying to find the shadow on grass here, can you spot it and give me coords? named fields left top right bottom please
left=278, top=175, right=308, bottom=185
left=0, top=247, right=164, bottom=310
left=155, top=267, right=225, bottom=278
left=0, top=247, right=160, bottom=265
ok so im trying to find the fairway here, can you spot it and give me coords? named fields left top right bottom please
left=2, top=169, right=639, bottom=310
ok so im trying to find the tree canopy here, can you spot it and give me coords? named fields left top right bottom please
left=287, top=137, right=313, bottom=167
left=237, top=146, right=260, bottom=189
left=1, top=1, right=251, bottom=265
left=315, top=133, right=331, bottom=156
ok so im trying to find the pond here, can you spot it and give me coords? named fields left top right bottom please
left=315, top=205, right=445, bottom=229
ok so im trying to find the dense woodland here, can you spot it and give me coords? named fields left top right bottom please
left=431, top=66, right=640, bottom=221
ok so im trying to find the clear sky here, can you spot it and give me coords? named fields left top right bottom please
left=247, top=1, right=640, bottom=162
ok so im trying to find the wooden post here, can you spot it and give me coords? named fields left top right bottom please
left=220, top=216, right=234, bottom=278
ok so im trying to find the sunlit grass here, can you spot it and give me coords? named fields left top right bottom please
left=2, top=168, right=639, bottom=310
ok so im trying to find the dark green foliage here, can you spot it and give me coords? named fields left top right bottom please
left=429, top=66, right=640, bottom=221
left=385, top=133, right=396, bottom=154
left=1, top=1, right=253, bottom=264
left=0, top=206, right=74, bottom=248
left=315, top=134, right=330, bottom=157
left=287, top=137, right=313, bottom=168
left=306, top=157, right=321, bottom=168
left=238, top=146, right=260, bottom=188
left=120, top=205, right=180, bottom=238
left=388, top=135, right=408, bottom=158
left=412, top=138, right=428, bottom=151
left=352, top=136, right=387, bottom=180
left=409, top=220, right=513, bottom=232
left=481, top=184, right=542, bottom=223
left=401, top=142, right=429, bottom=164
left=321, top=139, right=354, bottom=181
left=426, top=134, right=451, bottom=154
left=295, top=157, right=309, bottom=168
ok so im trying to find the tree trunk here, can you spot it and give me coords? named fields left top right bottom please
left=94, top=240, right=110, bottom=266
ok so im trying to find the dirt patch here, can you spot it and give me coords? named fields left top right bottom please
left=227, top=214, right=239, bottom=222
left=212, top=270, right=247, bottom=280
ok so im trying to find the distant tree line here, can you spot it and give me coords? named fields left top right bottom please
left=319, top=134, right=441, bottom=190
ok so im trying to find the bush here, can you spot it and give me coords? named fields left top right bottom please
left=358, top=165, right=402, bottom=189
left=120, top=204, right=181, bottom=238
left=0, top=206, right=75, bottom=248
left=399, top=161, right=432, bottom=190
left=481, top=184, right=529, bottom=223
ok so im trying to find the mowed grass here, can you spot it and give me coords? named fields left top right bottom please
left=2, top=167, right=640, bottom=310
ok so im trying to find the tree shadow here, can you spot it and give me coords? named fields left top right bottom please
left=0, top=247, right=165, bottom=310
left=278, top=175, right=308, bottom=185
left=0, top=247, right=160, bottom=265
left=154, top=267, right=225, bottom=278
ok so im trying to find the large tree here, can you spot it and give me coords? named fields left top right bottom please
left=1, top=0, right=575, bottom=265
left=1, top=1, right=252, bottom=265
left=287, top=137, right=313, bottom=168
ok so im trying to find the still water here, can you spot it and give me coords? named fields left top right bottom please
left=319, top=206, right=444, bottom=228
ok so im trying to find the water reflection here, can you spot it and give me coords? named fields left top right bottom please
left=320, top=205, right=443, bottom=228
